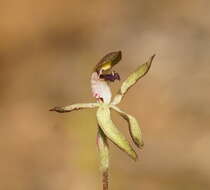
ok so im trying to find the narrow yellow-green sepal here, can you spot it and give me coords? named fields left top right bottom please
left=97, top=126, right=109, bottom=172
left=96, top=104, right=137, bottom=161
left=120, top=54, right=155, bottom=95
left=50, top=103, right=99, bottom=113
left=110, top=105, right=144, bottom=149
left=112, top=54, right=155, bottom=105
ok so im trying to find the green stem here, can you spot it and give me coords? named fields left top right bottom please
left=97, top=126, right=109, bottom=190
left=102, top=169, right=109, bottom=190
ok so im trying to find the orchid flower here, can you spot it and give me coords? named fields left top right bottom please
left=50, top=52, right=155, bottom=190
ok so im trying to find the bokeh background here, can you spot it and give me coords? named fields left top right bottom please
left=1, top=0, right=210, bottom=189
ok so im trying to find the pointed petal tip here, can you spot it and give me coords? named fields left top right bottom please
left=49, top=106, right=65, bottom=113
left=149, top=54, right=156, bottom=64
left=129, top=148, right=138, bottom=161
left=132, top=152, right=138, bottom=161
left=49, top=107, right=56, bottom=111
left=148, top=54, right=156, bottom=65
left=133, top=138, right=144, bottom=149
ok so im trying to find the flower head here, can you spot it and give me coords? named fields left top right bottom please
left=50, top=52, right=156, bottom=190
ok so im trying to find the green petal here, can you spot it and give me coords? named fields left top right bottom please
left=110, top=105, right=144, bottom=149
left=97, top=127, right=109, bottom=172
left=96, top=104, right=137, bottom=161
left=112, top=54, right=155, bottom=105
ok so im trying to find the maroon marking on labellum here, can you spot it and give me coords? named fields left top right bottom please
left=100, top=71, right=120, bottom=82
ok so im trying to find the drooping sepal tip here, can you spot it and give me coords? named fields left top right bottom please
left=110, top=105, right=144, bottom=150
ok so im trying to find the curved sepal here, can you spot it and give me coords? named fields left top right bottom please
left=96, top=104, right=137, bottom=161
left=110, top=105, right=144, bottom=149
left=49, top=103, right=99, bottom=113
left=112, top=54, right=155, bottom=105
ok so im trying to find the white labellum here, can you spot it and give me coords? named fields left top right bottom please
left=91, top=72, right=112, bottom=103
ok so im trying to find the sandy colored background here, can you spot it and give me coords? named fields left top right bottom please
left=1, top=0, right=210, bottom=189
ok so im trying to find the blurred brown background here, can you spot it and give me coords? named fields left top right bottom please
left=1, top=0, right=210, bottom=189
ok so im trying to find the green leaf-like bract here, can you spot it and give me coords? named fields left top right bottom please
left=96, top=104, right=137, bottom=161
